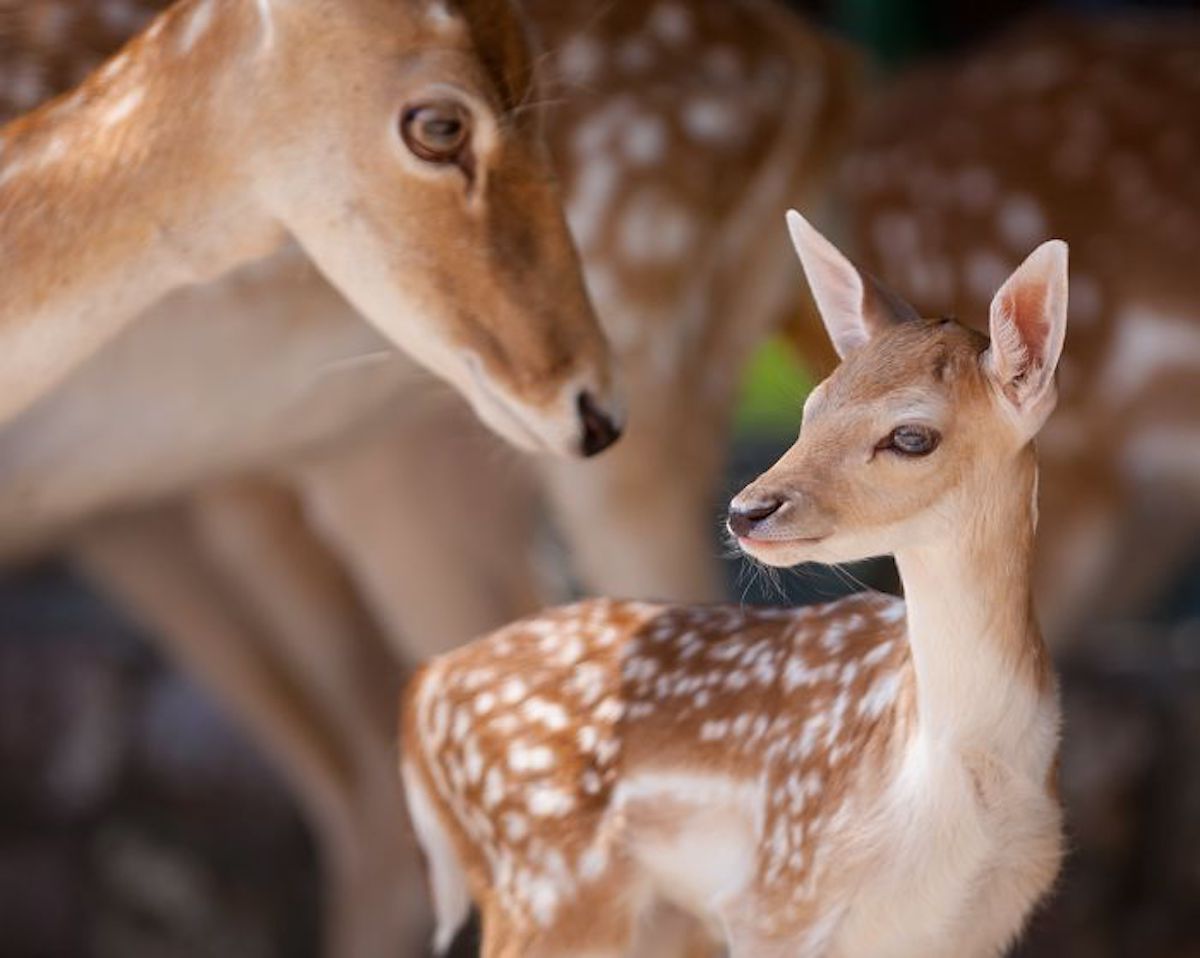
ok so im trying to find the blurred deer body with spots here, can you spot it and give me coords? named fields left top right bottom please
left=838, top=14, right=1200, bottom=642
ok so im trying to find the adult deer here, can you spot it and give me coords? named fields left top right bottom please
left=0, top=0, right=621, bottom=452
left=1, top=0, right=851, bottom=953
left=403, top=213, right=1065, bottom=957
left=1, top=0, right=620, bottom=952
left=837, top=13, right=1200, bottom=642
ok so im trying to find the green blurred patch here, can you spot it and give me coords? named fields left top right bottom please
left=734, top=337, right=814, bottom=439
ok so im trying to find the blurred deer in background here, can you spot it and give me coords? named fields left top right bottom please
left=836, top=13, right=1200, bottom=644
left=0, top=0, right=620, bottom=447
left=402, top=214, right=1066, bottom=958
left=1, top=0, right=854, bottom=952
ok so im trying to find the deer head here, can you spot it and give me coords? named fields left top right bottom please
left=729, top=211, right=1068, bottom=566
left=0, top=0, right=620, bottom=455
left=244, top=0, right=621, bottom=456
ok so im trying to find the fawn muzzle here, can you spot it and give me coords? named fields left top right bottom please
left=727, top=497, right=786, bottom=538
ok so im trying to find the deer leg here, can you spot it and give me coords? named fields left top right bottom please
left=188, top=477, right=398, bottom=751
left=71, top=505, right=423, bottom=958
left=187, top=478, right=433, bottom=956
left=296, top=404, right=545, bottom=661
left=540, top=195, right=806, bottom=605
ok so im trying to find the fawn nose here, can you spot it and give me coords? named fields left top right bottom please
left=577, top=391, right=622, bottom=457
left=728, top=498, right=785, bottom=538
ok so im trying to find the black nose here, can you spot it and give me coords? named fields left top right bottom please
left=578, top=392, right=622, bottom=457
left=728, top=498, right=784, bottom=538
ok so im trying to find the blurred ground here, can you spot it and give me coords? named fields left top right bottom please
left=0, top=566, right=319, bottom=958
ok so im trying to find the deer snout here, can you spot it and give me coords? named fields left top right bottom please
left=727, top=496, right=786, bottom=538
left=577, top=391, right=623, bottom=457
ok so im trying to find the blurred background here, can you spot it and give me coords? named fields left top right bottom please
left=2, top=0, right=1199, bottom=955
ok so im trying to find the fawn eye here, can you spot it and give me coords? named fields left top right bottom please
left=880, top=424, right=941, bottom=457
left=401, top=100, right=471, bottom=165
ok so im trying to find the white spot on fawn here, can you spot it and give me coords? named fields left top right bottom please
left=499, top=677, right=528, bottom=705
left=527, top=786, right=575, bottom=817
left=859, top=671, right=901, bottom=719
left=508, top=743, right=556, bottom=774
left=502, top=811, right=529, bottom=840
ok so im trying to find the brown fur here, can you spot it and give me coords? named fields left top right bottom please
left=0, top=0, right=613, bottom=439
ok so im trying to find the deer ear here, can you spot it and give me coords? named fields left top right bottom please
left=786, top=210, right=918, bottom=359
left=984, top=240, right=1068, bottom=431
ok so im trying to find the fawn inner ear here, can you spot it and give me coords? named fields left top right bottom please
left=986, top=240, right=1069, bottom=408
left=786, top=210, right=918, bottom=360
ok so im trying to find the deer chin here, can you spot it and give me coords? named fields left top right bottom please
left=466, top=390, right=548, bottom=454
left=461, top=355, right=578, bottom=458
left=734, top=533, right=830, bottom=567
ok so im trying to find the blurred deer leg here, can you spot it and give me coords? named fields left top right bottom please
left=297, top=401, right=545, bottom=661
left=189, top=478, right=431, bottom=956
left=190, top=477, right=397, bottom=749
left=542, top=235, right=803, bottom=603
left=71, top=506, right=420, bottom=958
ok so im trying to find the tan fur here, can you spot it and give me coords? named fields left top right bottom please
left=402, top=226, right=1065, bottom=956
left=0, top=0, right=616, bottom=451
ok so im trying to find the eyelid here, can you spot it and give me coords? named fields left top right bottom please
left=876, top=423, right=940, bottom=456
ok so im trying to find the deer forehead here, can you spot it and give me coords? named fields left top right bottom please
left=812, top=321, right=989, bottom=420
left=436, top=0, right=536, bottom=114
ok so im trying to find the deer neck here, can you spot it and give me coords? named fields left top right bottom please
left=893, top=448, right=1056, bottom=757
left=0, top=0, right=283, bottom=423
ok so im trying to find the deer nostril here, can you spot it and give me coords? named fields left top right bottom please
left=577, top=391, right=622, bottom=457
left=728, top=498, right=785, bottom=538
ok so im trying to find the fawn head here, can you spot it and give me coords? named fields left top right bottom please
left=243, top=0, right=619, bottom=456
left=730, top=212, right=1068, bottom=567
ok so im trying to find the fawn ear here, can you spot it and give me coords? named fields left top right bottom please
left=786, top=209, right=918, bottom=359
left=984, top=240, right=1068, bottom=434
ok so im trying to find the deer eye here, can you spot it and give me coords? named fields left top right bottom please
left=401, top=100, right=471, bottom=165
left=880, top=424, right=941, bottom=457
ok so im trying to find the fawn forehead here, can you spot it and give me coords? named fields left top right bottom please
left=812, top=320, right=990, bottom=423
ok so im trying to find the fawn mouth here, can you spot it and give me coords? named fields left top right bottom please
left=736, top=534, right=828, bottom=553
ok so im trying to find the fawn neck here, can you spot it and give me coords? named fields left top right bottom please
left=893, top=446, right=1053, bottom=754
left=0, top=0, right=282, bottom=423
